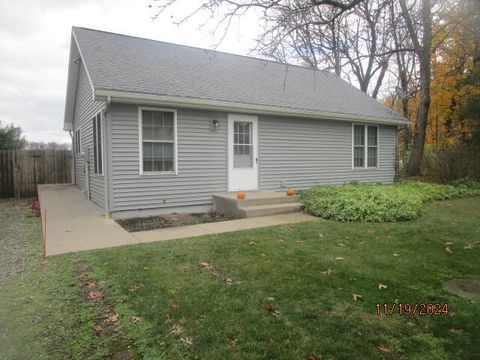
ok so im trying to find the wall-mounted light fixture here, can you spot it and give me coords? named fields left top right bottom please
left=73, top=58, right=81, bottom=65
left=211, top=119, right=219, bottom=131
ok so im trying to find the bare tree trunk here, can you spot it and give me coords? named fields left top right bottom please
left=401, top=0, right=432, bottom=176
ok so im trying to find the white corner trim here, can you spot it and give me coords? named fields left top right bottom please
left=138, top=106, right=178, bottom=176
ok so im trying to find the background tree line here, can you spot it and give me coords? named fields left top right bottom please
left=153, top=0, right=480, bottom=181
left=0, top=121, right=70, bottom=150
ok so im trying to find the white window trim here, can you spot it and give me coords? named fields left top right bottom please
left=138, top=106, right=178, bottom=176
left=93, top=111, right=104, bottom=176
left=352, top=123, right=379, bottom=169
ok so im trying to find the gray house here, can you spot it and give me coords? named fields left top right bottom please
left=64, top=27, right=408, bottom=219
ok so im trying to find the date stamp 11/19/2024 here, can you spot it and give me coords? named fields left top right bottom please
left=376, top=303, right=449, bottom=316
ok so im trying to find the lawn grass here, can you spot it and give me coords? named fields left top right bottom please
left=1, top=197, right=480, bottom=359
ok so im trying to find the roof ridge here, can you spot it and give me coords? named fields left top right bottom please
left=72, top=26, right=337, bottom=77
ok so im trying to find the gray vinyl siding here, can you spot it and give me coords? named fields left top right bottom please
left=109, top=104, right=227, bottom=212
left=107, top=105, right=397, bottom=214
left=71, top=62, right=106, bottom=208
left=258, top=116, right=397, bottom=190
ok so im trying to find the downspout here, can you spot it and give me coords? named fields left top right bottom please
left=103, top=95, right=112, bottom=218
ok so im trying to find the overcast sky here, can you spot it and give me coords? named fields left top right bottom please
left=0, top=0, right=260, bottom=144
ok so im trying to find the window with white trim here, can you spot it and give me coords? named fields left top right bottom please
left=74, top=129, right=81, bottom=154
left=353, top=124, right=378, bottom=168
left=140, top=109, right=176, bottom=173
left=92, top=112, right=103, bottom=175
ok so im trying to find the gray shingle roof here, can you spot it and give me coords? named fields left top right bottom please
left=73, top=27, right=406, bottom=124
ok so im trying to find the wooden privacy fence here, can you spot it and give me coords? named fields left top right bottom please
left=0, top=150, right=72, bottom=198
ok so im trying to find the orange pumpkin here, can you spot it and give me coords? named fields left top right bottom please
left=286, top=188, right=295, bottom=196
left=237, top=191, right=246, bottom=200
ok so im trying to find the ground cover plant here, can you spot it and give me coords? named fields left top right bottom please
left=301, top=181, right=480, bottom=222
left=1, top=197, right=480, bottom=359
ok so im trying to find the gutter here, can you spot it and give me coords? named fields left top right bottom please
left=94, top=90, right=410, bottom=126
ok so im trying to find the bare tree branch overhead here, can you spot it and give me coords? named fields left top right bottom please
left=150, top=0, right=470, bottom=176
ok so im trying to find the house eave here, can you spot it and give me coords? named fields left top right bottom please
left=95, top=90, right=410, bottom=126
left=63, top=27, right=96, bottom=132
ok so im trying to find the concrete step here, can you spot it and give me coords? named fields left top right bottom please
left=213, top=192, right=300, bottom=207
left=238, top=202, right=304, bottom=218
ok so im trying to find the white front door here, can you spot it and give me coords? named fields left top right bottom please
left=228, top=114, right=258, bottom=191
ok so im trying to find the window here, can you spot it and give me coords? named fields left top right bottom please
left=139, top=108, right=176, bottom=174
left=353, top=124, right=378, bottom=168
left=353, top=125, right=365, bottom=168
left=74, top=129, right=81, bottom=154
left=92, top=112, right=103, bottom=175
left=233, top=121, right=253, bottom=168
left=367, top=126, right=378, bottom=167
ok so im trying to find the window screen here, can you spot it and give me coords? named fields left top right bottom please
left=353, top=125, right=365, bottom=168
left=141, top=110, right=175, bottom=173
left=353, top=124, right=378, bottom=168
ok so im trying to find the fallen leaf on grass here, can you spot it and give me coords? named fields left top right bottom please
left=307, top=357, right=322, bottom=360
left=320, top=268, right=332, bottom=275
left=378, top=284, right=388, bottom=290
left=449, top=327, right=464, bottom=334
left=170, top=300, right=178, bottom=310
left=131, top=316, right=142, bottom=323
left=392, top=253, right=400, bottom=257
left=359, top=241, right=366, bottom=245
left=444, top=242, right=454, bottom=246
left=224, top=278, right=241, bottom=285
left=378, top=345, right=394, bottom=353
left=88, top=291, right=104, bottom=300
left=445, top=246, right=453, bottom=254
left=352, top=294, right=363, bottom=301
left=129, top=284, right=144, bottom=292
left=337, top=243, right=346, bottom=247
left=200, top=262, right=214, bottom=270
left=228, top=339, right=236, bottom=347
left=104, top=314, right=118, bottom=323
left=84, top=281, right=97, bottom=288
left=171, top=324, right=184, bottom=334
left=93, top=325, right=103, bottom=333
left=79, top=271, right=90, bottom=279
left=335, top=257, right=344, bottom=261
left=474, top=241, right=480, bottom=245
left=180, top=337, right=193, bottom=346
left=249, top=241, right=256, bottom=246
left=263, top=303, right=280, bottom=317
left=464, top=245, right=473, bottom=250
left=266, top=297, right=275, bottom=301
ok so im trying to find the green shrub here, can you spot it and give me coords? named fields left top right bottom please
left=301, top=181, right=480, bottom=222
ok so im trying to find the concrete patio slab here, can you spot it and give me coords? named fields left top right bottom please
left=39, top=184, right=140, bottom=256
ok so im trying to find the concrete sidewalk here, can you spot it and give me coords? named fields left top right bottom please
left=132, top=212, right=316, bottom=243
left=39, top=185, right=140, bottom=256
left=39, top=185, right=316, bottom=256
